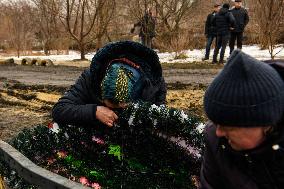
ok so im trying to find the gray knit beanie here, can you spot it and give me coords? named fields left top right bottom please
left=204, top=50, right=284, bottom=127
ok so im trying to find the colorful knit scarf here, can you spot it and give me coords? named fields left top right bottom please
left=101, top=63, right=140, bottom=103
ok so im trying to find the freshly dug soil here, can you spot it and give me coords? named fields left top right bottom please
left=0, top=64, right=219, bottom=141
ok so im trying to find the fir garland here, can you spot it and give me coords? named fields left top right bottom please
left=0, top=103, right=205, bottom=189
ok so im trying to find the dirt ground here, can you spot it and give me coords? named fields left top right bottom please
left=0, top=64, right=220, bottom=141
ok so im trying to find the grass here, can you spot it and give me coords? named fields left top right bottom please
left=161, top=61, right=224, bottom=69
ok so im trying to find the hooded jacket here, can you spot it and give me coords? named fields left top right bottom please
left=52, top=41, right=166, bottom=126
left=213, top=8, right=236, bottom=36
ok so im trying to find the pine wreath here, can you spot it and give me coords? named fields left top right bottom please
left=0, top=102, right=205, bottom=189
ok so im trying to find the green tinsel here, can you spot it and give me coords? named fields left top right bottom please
left=0, top=102, right=205, bottom=189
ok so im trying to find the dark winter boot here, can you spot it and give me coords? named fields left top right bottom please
left=202, top=57, right=209, bottom=61
left=212, top=55, right=218, bottom=64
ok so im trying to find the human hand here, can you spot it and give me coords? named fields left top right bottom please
left=230, top=27, right=234, bottom=31
left=96, top=106, right=118, bottom=127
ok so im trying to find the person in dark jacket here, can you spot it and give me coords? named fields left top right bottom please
left=52, top=41, right=166, bottom=127
left=229, top=0, right=249, bottom=54
left=202, top=3, right=221, bottom=61
left=212, top=3, right=236, bottom=64
left=201, top=50, right=284, bottom=189
left=131, top=8, right=156, bottom=48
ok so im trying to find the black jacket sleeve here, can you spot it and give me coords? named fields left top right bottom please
left=155, top=77, right=167, bottom=105
left=205, top=14, right=211, bottom=35
left=134, top=21, right=142, bottom=27
left=212, top=14, right=216, bottom=27
left=228, top=12, right=236, bottom=29
left=52, top=69, right=99, bottom=125
left=200, top=124, right=224, bottom=189
left=244, top=9, right=249, bottom=27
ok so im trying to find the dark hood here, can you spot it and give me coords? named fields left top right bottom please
left=90, top=41, right=164, bottom=102
left=90, top=41, right=162, bottom=85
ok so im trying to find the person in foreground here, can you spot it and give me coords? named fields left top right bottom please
left=200, top=49, right=284, bottom=189
left=52, top=41, right=166, bottom=127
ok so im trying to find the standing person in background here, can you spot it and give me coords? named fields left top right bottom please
left=131, top=8, right=156, bottom=48
left=229, top=0, right=249, bottom=54
left=212, top=3, right=236, bottom=64
left=202, top=3, right=221, bottom=61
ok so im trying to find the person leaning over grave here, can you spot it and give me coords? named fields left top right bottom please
left=52, top=41, right=166, bottom=127
left=200, top=50, right=284, bottom=189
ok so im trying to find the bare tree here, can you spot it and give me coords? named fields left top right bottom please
left=3, top=1, right=34, bottom=57
left=94, top=1, right=116, bottom=49
left=255, top=0, right=284, bottom=59
left=169, top=31, right=190, bottom=59
left=59, top=0, right=107, bottom=60
left=155, top=0, right=197, bottom=33
left=127, top=0, right=198, bottom=50
left=31, top=0, right=62, bottom=55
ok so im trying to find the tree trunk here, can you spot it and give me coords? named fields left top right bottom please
left=44, top=43, right=49, bottom=55
left=96, top=35, right=103, bottom=50
left=17, top=50, right=20, bottom=58
left=80, top=43, right=86, bottom=60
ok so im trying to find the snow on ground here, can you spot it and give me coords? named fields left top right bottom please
left=1, top=45, right=284, bottom=64
left=5, top=52, right=96, bottom=62
left=158, top=45, right=284, bottom=63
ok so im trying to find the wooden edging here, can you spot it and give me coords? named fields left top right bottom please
left=0, top=140, right=89, bottom=189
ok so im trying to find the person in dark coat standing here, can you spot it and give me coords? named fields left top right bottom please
left=212, top=3, right=236, bottom=64
left=229, top=0, right=249, bottom=54
left=202, top=3, right=221, bottom=61
left=52, top=41, right=166, bottom=127
left=131, top=8, right=156, bottom=48
left=200, top=50, right=284, bottom=189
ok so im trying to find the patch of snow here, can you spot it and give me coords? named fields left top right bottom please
left=3, top=50, right=95, bottom=62
left=158, top=44, right=284, bottom=63
left=1, top=45, right=283, bottom=64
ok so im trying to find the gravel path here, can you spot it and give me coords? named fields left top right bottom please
left=0, top=65, right=220, bottom=86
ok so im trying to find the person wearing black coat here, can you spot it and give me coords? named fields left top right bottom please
left=200, top=50, right=284, bottom=189
left=229, top=0, right=249, bottom=54
left=212, top=3, right=236, bottom=64
left=131, top=8, right=156, bottom=48
left=52, top=41, right=166, bottom=127
left=202, top=3, right=221, bottom=61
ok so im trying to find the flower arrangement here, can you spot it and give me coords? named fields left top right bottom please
left=0, top=103, right=204, bottom=189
